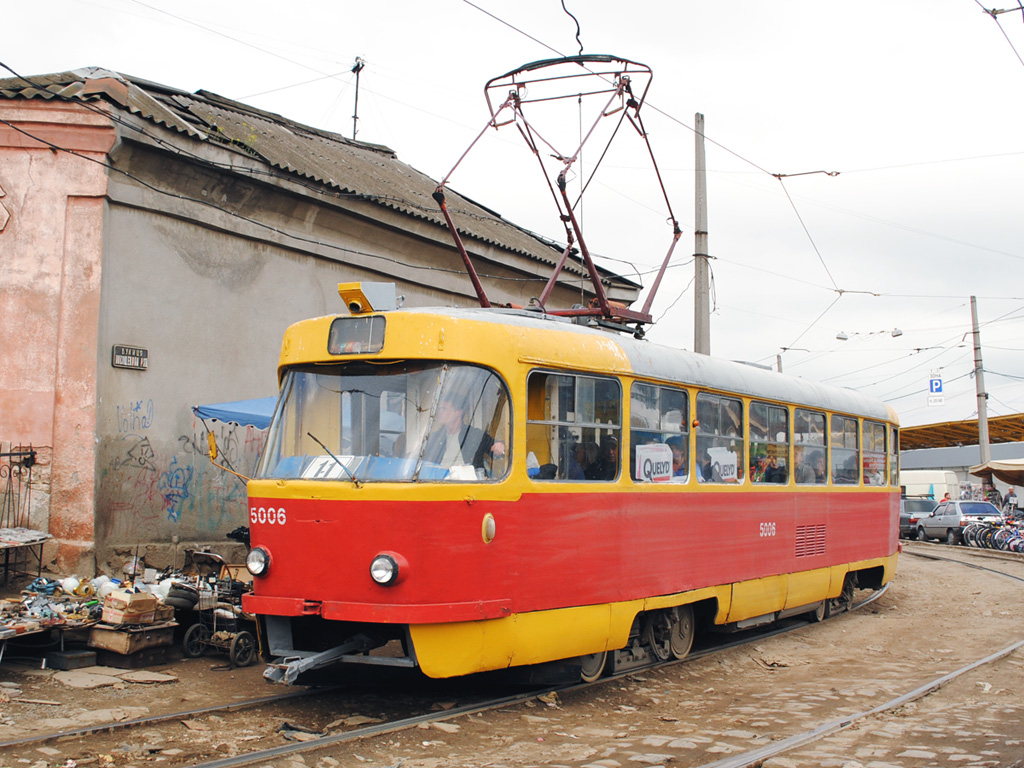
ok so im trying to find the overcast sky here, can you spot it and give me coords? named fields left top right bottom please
left=6, top=0, right=1024, bottom=430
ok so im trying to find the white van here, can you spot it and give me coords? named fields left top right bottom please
left=900, top=469, right=959, bottom=501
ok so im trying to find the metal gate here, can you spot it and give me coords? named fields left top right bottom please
left=1, top=443, right=44, bottom=584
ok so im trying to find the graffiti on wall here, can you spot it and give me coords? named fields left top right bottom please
left=98, top=399, right=267, bottom=544
left=113, top=435, right=157, bottom=471
left=116, top=399, right=155, bottom=433
left=157, top=456, right=193, bottom=522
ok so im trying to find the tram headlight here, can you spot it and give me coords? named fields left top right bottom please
left=246, top=547, right=271, bottom=577
left=369, top=551, right=407, bottom=586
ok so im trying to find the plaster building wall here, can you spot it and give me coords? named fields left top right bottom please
left=2, top=74, right=617, bottom=576
left=0, top=98, right=115, bottom=573
left=88, top=140, right=596, bottom=572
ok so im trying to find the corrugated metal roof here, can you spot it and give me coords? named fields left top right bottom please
left=900, top=413, right=1024, bottom=450
left=0, top=67, right=636, bottom=288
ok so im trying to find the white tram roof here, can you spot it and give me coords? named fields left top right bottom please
left=402, top=307, right=896, bottom=423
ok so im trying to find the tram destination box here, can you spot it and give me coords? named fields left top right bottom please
left=101, top=590, right=157, bottom=625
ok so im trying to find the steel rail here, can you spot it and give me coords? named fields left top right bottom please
left=0, top=684, right=323, bottom=749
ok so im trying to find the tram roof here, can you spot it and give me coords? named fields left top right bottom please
left=404, top=307, right=896, bottom=423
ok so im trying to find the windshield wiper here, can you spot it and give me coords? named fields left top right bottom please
left=306, top=432, right=362, bottom=488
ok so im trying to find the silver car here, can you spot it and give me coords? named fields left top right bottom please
left=900, top=497, right=937, bottom=539
left=916, top=500, right=1003, bottom=545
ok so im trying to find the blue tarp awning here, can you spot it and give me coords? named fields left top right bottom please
left=192, top=397, right=277, bottom=430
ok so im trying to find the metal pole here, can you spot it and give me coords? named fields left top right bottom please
left=351, top=57, right=365, bottom=140
left=971, top=296, right=991, bottom=464
left=694, top=113, right=710, bottom=355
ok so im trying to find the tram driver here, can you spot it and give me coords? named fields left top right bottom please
left=421, top=394, right=506, bottom=477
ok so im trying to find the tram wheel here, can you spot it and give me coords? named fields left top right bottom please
left=668, top=605, right=695, bottom=660
left=808, top=600, right=828, bottom=623
left=579, top=651, right=607, bottom=682
left=641, top=612, right=673, bottom=662
left=229, top=630, right=257, bottom=667
left=182, top=623, right=210, bottom=658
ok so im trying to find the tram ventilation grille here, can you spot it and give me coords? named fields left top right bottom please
left=795, top=524, right=826, bottom=557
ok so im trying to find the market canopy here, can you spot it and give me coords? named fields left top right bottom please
left=900, top=413, right=1024, bottom=451
left=969, top=458, right=1024, bottom=487
left=192, top=397, right=277, bottom=430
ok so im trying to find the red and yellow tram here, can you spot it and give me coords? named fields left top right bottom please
left=242, top=298, right=899, bottom=683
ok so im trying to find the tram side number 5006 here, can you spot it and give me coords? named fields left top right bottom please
left=759, top=521, right=776, bottom=537
left=251, top=506, right=287, bottom=525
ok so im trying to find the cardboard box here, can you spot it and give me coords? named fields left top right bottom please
left=88, top=620, right=177, bottom=655
left=101, top=607, right=155, bottom=625
left=101, top=590, right=157, bottom=625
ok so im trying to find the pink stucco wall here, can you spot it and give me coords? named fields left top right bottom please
left=0, top=99, right=115, bottom=574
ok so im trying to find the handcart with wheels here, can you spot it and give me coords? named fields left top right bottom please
left=179, top=550, right=257, bottom=667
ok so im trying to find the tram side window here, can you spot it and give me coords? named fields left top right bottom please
left=862, top=421, right=887, bottom=486
left=749, top=402, right=789, bottom=484
left=794, top=408, right=826, bottom=485
left=831, top=414, right=860, bottom=485
left=526, top=371, right=621, bottom=481
left=630, top=383, right=688, bottom=483
left=889, top=427, right=899, bottom=486
left=695, top=393, right=744, bottom=483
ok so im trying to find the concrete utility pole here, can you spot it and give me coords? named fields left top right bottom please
left=694, top=113, right=711, bottom=355
left=971, top=295, right=991, bottom=464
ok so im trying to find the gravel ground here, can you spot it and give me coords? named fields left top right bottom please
left=2, top=542, right=1024, bottom=768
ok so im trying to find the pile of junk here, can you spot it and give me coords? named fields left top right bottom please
left=1, top=533, right=257, bottom=669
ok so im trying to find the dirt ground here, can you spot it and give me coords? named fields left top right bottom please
left=3, top=542, right=1024, bottom=767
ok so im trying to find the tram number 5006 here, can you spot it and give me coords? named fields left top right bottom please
left=250, top=506, right=287, bottom=525
left=759, top=521, right=777, bottom=537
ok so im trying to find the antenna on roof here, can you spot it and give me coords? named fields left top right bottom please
left=351, top=57, right=365, bottom=140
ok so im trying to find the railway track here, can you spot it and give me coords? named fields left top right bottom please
left=0, top=588, right=886, bottom=768
left=692, top=544, right=1024, bottom=768
left=8, top=550, right=1022, bottom=768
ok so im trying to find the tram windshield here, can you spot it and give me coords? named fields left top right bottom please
left=256, top=361, right=510, bottom=483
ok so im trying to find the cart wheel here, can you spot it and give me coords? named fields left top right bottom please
left=182, top=622, right=210, bottom=658
left=229, top=630, right=256, bottom=667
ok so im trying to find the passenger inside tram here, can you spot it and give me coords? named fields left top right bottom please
left=667, top=435, right=687, bottom=479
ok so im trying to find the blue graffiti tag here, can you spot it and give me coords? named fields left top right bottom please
left=117, top=399, right=155, bottom=433
left=158, top=457, right=193, bottom=522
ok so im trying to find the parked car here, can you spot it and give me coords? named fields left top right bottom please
left=915, top=499, right=1004, bottom=545
left=900, top=497, right=937, bottom=539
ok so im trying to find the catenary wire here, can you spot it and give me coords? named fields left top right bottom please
left=973, top=0, right=1024, bottom=70
left=4, top=10, right=1019, bottom=415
